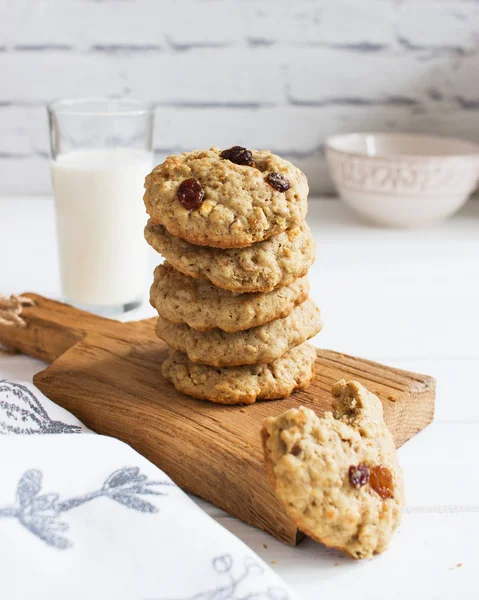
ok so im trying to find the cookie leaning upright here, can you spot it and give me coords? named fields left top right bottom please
left=143, top=147, right=308, bottom=248
left=262, top=380, right=405, bottom=559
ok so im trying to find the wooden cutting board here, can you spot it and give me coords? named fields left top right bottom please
left=0, top=294, right=435, bottom=544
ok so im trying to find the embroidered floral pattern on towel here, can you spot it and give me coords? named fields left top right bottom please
left=0, top=467, right=173, bottom=549
left=0, top=380, right=81, bottom=434
left=155, top=554, right=290, bottom=600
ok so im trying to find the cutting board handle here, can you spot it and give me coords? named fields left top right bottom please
left=0, top=293, right=118, bottom=363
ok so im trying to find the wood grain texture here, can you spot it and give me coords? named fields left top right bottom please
left=0, top=294, right=435, bottom=544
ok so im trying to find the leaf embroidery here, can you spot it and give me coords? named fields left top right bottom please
left=0, top=380, right=81, bottom=435
left=16, top=469, right=42, bottom=507
left=110, top=492, right=158, bottom=513
left=104, top=466, right=146, bottom=489
left=0, top=467, right=174, bottom=549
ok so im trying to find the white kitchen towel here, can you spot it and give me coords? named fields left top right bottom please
left=0, top=375, right=297, bottom=600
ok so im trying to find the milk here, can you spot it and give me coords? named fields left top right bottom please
left=51, top=148, right=152, bottom=308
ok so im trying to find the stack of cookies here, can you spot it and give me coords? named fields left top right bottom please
left=143, top=146, right=322, bottom=404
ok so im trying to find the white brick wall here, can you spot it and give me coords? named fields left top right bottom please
left=1, top=0, right=479, bottom=195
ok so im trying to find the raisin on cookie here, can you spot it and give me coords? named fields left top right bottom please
left=150, top=263, right=310, bottom=333
left=162, top=343, right=317, bottom=405
left=262, top=380, right=405, bottom=559
left=144, top=221, right=315, bottom=294
left=143, top=147, right=308, bottom=249
left=155, top=298, right=322, bottom=367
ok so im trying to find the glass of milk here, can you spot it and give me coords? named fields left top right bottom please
left=48, top=99, right=155, bottom=316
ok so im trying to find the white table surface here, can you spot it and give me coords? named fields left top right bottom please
left=1, top=196, right=478, bottom=599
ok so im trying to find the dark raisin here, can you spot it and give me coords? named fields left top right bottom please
left=291, top=444, right=301, bottom=456
left=266, top=172, right=290, bottom=192
left=349, top=464, right=370, bottom=488
left=220, top=146, right=254, bottom=166
left=177, top=178, right=204, bottom=210
left=370, top=465, right=394, bottom=499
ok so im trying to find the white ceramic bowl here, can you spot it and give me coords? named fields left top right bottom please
left=326, top=133, right=479, bottom=227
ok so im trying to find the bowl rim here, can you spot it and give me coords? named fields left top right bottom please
left=326, top=132, right=479, bottom=160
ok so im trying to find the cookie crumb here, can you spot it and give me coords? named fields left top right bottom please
left=263, top=544, right=268, bottom=549
left=240, top=408, right=247, bottom=413
left=334, top=562, right=339, bottom=566
left=388, top=395, right=397, bottom=402
left=457, top=563, right=462, bottom=568
left=271, top=560, right=276, bottom=565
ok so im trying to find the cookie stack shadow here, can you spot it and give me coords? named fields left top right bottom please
left=144, top=147, right=322, bottom=405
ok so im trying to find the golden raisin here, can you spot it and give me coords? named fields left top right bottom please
left=370, top=465, right=394, bottom=499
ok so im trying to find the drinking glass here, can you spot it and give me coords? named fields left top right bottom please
left=48, top=98, right=155, bottom=316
